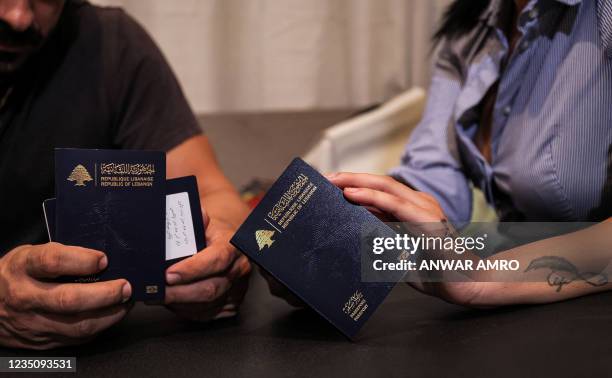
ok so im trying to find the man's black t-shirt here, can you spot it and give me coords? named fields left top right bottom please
left=0, top=1, right=201, bottom=253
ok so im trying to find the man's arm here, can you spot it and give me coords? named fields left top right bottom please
left=166, top=135, right=248, bottom=228
left=164, top=135, right=251, bottom=321
left=101, top=10, right=251, bottom=319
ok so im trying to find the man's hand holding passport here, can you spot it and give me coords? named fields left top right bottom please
left=46, top=149, right=205, bottom=302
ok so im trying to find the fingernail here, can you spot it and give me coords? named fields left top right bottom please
left=324, top=172, right=338, bottom=179
left=122, top=282, right=132, bottom=303
left=345, top=187, right=359, bottom=193
left=98, top=255, right=108, bottom=270
left=166, top=272, right=181, bottom=285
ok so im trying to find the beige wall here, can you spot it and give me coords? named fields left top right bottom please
left=91, top=0, right=449, bottom=114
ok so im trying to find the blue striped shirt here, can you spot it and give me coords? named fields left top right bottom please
left=390, top=0, right=612, bottom=228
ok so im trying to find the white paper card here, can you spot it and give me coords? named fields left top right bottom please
left=166, top=192, right=197, bottom=260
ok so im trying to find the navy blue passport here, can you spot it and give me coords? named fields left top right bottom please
left=54, top=149, right=166, bottom=302
left=231, top=158, right=400, bottom=339
left=44, top=176, right=206, bottom=269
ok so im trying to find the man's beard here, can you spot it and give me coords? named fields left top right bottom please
left=0, top=20, right=44, bottom=75
left=0, top=51, right=30, bottom=74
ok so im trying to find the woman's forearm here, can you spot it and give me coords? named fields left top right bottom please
left=470, top=219, right=612, bottom=306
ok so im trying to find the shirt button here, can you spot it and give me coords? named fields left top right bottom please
left=520, top=40, right=530, bottom=52
left=528, top=8, right=538, bottom=19
left=502, top=106, right=511, bottom=116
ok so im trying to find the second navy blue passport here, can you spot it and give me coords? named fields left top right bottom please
left=55, top=149, right=166, bottom=302
left=231, top=158, right=400, bottom=339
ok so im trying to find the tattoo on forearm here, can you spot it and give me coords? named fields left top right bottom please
left=524, top=256, right=608, bottom=292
